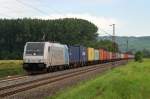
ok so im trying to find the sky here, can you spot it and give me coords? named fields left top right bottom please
left=0, top=0, right=150, bottom=36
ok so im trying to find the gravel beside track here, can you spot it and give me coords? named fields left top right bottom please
left=0, top=60, right=127, bottom=99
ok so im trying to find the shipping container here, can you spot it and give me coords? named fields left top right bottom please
left=121, top=54, right=124, bottom=59
left=103, top=50, right=107, bottom=61
left=68, top=46, right=87, bottom=65
left=126, top=54, right=128, bottom=59
left=106, top=51, right=110, bottom=61
left=110, top=52, right=112, bottom=60
left=87, top=48, right=94, bottom=61
left=116, top=53, right=118, bottom=59
left=112, top=52, right=116, bottom=60
left=94, top=49, right=99, bottom=61
left=123, top=53, right=127, bottom=59
left=99, top=49, right=103, bottom=61
left=123, top=53, right=128, bottom=59
left=116, top=53, right=120, bottom=60
left=68, top=46, right=80, bottom=64
left=107, top=51, right=111, bottom=61
left=79, top=46, right=87, bottom=64
left=129, top=54, right=134, bottom=59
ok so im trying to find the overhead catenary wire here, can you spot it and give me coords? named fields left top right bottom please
left=99, top=28, right=112, bottom=36
left=15, top=0, right=61, bottom=16
left=99, top=26, right=117, bottom=53
left=15, top=0, right=61, bottom=42
left=15, top=0, right=48, bottom=15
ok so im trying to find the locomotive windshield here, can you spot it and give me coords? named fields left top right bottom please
left=25, top=43, right=45, bottom=56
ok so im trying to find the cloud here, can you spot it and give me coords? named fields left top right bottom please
left=38, top=13, right=121, bottom=35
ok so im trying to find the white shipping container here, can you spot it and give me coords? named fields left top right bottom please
left=94, top=49, right=99, bottom=61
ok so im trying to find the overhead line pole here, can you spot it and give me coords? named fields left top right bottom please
left=113, top=24, right=116, bottom=52
left=127, top=38, right=129, bottom=52
left=110, top=24, right=116, bottom=52
left=126, top=37, right=129, bottom=62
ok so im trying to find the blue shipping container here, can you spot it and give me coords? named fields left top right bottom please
left=68, top=46, right=80, bottom=64
left=68, top=46, right=87, bottom=64
left=79, top=46, right=87, bottom=63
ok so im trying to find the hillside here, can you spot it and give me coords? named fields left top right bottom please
left=99, top=36, right=150, bottom=52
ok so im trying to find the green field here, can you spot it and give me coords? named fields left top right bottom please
left=0, top=60, right=25, bottom=78
left=50, top=59, right=150, bottom=99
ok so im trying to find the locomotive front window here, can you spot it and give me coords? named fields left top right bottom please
left=25, top=43, right=45, bottom=56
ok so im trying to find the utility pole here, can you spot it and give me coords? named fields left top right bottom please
left=109, top=24, right=116, bottom=64
left=126, top=38, right=128, bottom=52
left=112, top=24, right=116, bottom=52
left=110, top=24, right=116, bottom=52
left=126, top=37, right=129, bottom=62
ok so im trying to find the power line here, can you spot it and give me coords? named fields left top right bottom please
left=15, top=0, right=48, bottom=15
left=99, top=28, right=112, bottom=36
left=34, top=0, right=61, bottom=14
left=99, top=25, right=117, bottom=52
left=15, top=0, right=61, bottom=42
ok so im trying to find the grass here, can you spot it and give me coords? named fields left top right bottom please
left=0, top=60, right=25, bottom=78
left=49, top=59, right=150, bottom=99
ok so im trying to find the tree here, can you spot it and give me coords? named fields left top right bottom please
left=0, top=18, right=119, bottom=59
left=142, top=49, right=150, bottom=58
left=135, top=51, right=143, bottom=62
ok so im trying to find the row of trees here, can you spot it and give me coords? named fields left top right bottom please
left=142, top=49, right=150, bottom=58
left=0, top=18, right=118, bottom=59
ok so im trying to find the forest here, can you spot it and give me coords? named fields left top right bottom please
left=0, top=18, right=118, bottom=59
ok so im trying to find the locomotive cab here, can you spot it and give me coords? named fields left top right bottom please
left=23, top=42, right=46, bottom=72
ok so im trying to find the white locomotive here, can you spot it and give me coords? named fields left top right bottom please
left=23, top=42, right=69, bottom=73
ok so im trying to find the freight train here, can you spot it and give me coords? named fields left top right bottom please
left=23, top=42, right=134, bottom=74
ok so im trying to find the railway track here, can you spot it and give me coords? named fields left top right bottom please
left=0, top=75, right=28, bottom=83
left=0, top=61, right=126, bottom=98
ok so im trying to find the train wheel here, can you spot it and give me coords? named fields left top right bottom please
left=46, top=67, right=49, bottom=72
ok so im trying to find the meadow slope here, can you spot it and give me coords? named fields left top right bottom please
left=0, top=60, right=25, bottom=78
left=50, top=59, right=150, bottom=99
